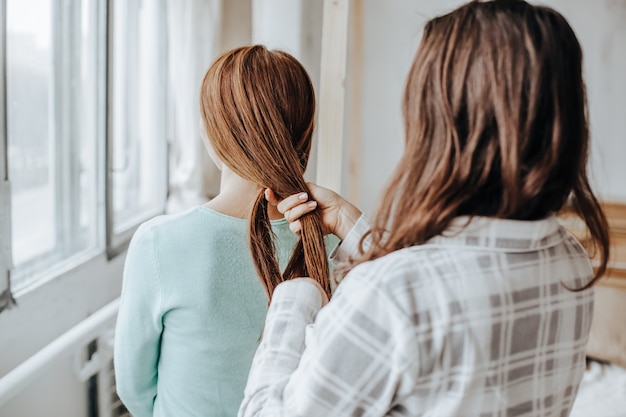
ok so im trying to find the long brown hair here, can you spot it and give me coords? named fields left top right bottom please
left=200, top=45, right=331, bottom=299
left=351, top=0, right=609, bottom=288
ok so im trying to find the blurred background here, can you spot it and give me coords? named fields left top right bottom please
left=0, top=1, right=624, bottom=416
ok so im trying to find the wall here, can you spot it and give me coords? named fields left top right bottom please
left=343, top=0, right=462, bottom=215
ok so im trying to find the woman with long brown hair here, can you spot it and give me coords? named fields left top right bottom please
left=239, top=1, right=610, bottom=416
left=114, top=45, right=335, bottom=417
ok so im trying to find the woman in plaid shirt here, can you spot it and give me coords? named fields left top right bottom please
left=239, top=1, right=610, bottom=416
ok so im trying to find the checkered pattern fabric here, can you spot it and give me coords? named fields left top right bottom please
left=239, top=215, right=595, bottom=417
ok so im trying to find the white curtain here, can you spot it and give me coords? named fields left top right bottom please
left=165, top=0, right=223, bottom=213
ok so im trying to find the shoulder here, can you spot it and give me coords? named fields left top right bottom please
left=345, top=246, right=437, bottom=287
left=327, top=250, right=422, bottom=360
left=126, top=208, right=209, bottom=262
left=337, top=247, right=435, bottom=309
left=338, top=245, right=469, bottom=322
left=134, top=206, right=207, bottom=237
left=131, top=206, right=232, bottom=249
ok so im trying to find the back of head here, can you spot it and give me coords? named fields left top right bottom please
left=361, top=0, right=609, bottom=286
left=200, top=45, right=330, bottom=298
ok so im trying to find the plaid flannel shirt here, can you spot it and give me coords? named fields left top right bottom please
left=239, top=215, right=595, bottom=417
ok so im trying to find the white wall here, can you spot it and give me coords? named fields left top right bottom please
left=1, top=349, right=95, bottom=417
left=343, top=0, right=466, bottom=215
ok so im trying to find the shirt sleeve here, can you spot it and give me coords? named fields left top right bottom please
left=114, top=224, right=163, bottom=417
left=329, top=214, right=371, bottom=265
left=238, top=266, right=417, bottom=417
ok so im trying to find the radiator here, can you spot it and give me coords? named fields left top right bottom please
left=75, top=327, right=129, bottom=417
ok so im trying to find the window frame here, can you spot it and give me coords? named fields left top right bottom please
left=52, top=0, right=85, bottom=260
left=0, top=0, right=13, bottom=310
left=105, top=0, right=170, bottom=259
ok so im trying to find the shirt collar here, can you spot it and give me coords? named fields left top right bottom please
left=426, top=215, right=566, bottom=253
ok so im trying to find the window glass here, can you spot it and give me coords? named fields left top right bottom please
left=7, top=0, right=101, bottom=290
left=109, top=0, right=168, bottom=244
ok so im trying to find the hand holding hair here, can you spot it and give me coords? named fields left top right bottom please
left=265, top=182, right=362, bottom=241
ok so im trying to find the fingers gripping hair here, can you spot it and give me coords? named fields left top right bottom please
left=282, top=207, right=331, bottom=296
left=250, top=187, right=331, bottom=300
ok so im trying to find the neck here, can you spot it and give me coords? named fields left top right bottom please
left=205, top=166, right=282, bottom=220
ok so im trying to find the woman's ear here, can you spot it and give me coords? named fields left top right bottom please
left=199, top=119, right=223, bottom=171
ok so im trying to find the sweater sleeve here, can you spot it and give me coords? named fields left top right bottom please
left=238, top=268, right=417, bottom=417
left=114, top=223, right=163, bottom=417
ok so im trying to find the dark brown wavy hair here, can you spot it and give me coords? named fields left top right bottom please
left=351, top=0, right=609, bottom=288
left=200, top=45, right=331, bottom=299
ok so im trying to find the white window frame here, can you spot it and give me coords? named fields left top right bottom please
left=52, top=0, right=90, bottom=262
left=105, top=0, right=169, bottom=259
left=0, top=0, right=14, bottom=313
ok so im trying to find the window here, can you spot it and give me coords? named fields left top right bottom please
left=107, top=0, right=169, bottom=255
left=6, top=0, right=103, bottom=291
left=1, top=0, right=170, bottom=293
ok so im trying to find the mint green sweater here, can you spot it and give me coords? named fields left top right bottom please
left=114, top=206, right=331, bottom=417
